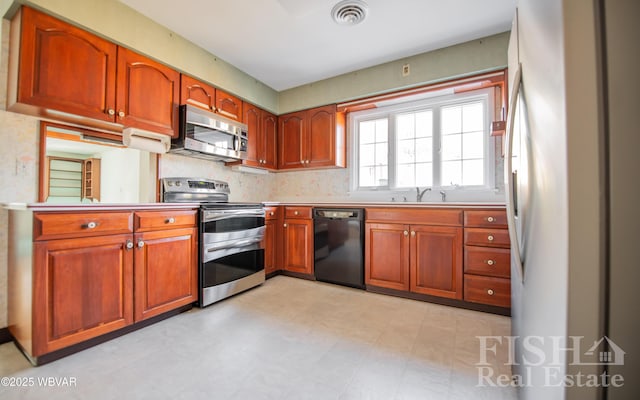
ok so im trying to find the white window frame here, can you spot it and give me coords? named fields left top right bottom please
left=348, top=88, right=496, bottom=194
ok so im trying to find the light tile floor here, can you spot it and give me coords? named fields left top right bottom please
left=0, top=276, right=517, bottom=400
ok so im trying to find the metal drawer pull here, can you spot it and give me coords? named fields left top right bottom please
left=283, top=223, right=288, bottom=228
left=166, top=217, right=175, bottom=224
left=487, top=289, right=495, bottom=296
left=411, top=231, right=416, bottom=237
left=108, top=109, right=115, bottom=116
left=487, top=216, right=495, bottom=222
left=487, top=235, right=494, bottom=241
left=83, top=221, right=98, bottom=229
left=486, top=260, right=495, bottom=266
left=126, top=240, right=134, bottom=250
left=118, top=110, right=125, bottom=118
left=269, top=211, right=275, bottom=216
left=403, top=230, right=409, bottom=236
left=138, top=240, right=144, bottom=248
left=294, top=211, right=299, bottom=215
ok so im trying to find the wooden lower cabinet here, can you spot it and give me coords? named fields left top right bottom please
left=32, top=234, right=134, bottom=356
left=134, top=227, right=197, bottom=321
left=264, top=206, right=281, bottom=275
left=410, top=225, right=463, bottom=299
left=365, top=223, right=410, bottom=291
left=283, top=217, right=313, bottom=275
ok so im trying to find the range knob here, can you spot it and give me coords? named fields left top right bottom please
left=175, top=181, right=182, bottom=187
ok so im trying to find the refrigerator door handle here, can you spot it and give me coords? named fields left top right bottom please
left=505, top=63, right=524, bottom=283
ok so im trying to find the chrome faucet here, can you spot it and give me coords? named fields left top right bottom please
left=439, top=190, right=446, bottom=202
left=416, top=187, right=431, bottom=202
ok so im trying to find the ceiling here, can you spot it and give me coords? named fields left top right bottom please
left=119, top=0, right=515, bottom=91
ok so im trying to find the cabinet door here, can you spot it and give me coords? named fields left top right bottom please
left=33, top=234, right=133, bottom=356
left=410, top=225, right=463, bottom=299
left=215, top=89, right=243, bottom=121
left=306, top=104, right=336, bottom=167
left=283, top=219, right=313, bottom=275
left=365, top=223, right=410, bottom=291
left=13, top=7, right=117, bottom=122
left=278, top=111, right=306, bottom=169
left=261, top=111, right=279, bottom=169
left=264, top=218, right=279, bottom=274
left=116, top=47, right=180, bottom=137
left=180, top=74, right=215, bottom=112
left=134, top=227, right=198, bottom=322
left=242, top=103, right=261, bottom=166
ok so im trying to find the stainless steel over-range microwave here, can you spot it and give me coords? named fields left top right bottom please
left=169, top=104, right=248, bottom=162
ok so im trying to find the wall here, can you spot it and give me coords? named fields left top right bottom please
left=279, top=32, right=509, bottom=113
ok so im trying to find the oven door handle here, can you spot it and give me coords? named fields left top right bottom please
left=206, top=237, right=263, bottom=252
left=203, top=209, right=265, bottom=222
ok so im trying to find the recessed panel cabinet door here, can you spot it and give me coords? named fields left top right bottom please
left=262, top=111, right=278, bottom=169
left=215, top=89, right=243, bottom=121
left=133, top=228, right=198, bottom=322
left=278, top=111, right=306, bottom=169
left=14, top=7, right=117, bottom=121
left=365, top=223, right=410, bottom=291
left=180, top=74, right=216, bottom=112
left=116, top=47, right=180, bottom=137
left=307, top=104, right=336, bottom=167
left=243, top=104, right=261, bottom=166
left=283, top=219, right=313, bottom=274
left=32, top=234, right=133, bottom=356
left=410, top=225, right=463, bottom=299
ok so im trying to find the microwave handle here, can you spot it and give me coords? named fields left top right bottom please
left=233, top=135, right=239, bottom=151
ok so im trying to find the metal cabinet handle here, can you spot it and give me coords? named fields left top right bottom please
left=137, top=240, right=144, bottom=248
left=107, top=109, right=115, bottom=116
left=118, top=110, right=125, bottom=118
left=166, top=217, right=175, bottom=224
left=487, top=216, right=495, bottom=222
left=126, top=240, right=134, bottom=250
left=487, top=235, right=494, bottom=241
left=403, top=230, right=409, bottom=236
left=411, top=231, right=416, bottom=237
left=486, top=259, right=495, bottom=266
left=487, top=289, right=495, bottom=296
left=83, top=221, right=98, bottom=229
left=294, top=211, right=299, bottom=216
left=269, top=212, right=275, bottom=216
left=283, top=223, right=288, bottom=228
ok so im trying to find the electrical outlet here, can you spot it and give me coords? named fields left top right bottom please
left=402, top=63, right=410, bottom=77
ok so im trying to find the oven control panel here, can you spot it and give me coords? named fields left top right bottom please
left=162, top=177, right=230, bottom=194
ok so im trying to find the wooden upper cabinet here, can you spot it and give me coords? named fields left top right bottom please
left=261, top=111, right=278, bottom=169
left=215, top=89, right=243, bottom=121
left=180, top=74, right=216, bottom=112
left=9, top=6, right=117, bottom=122
left=279, top=111, right=306, bottom=169
left=278, top=104, right=346, bottom=170
left=242, top=103, right=261, bottom=166
left=116, top=47, right=180, bottom=137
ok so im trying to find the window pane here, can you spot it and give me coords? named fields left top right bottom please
left=462, top=102, right=484, bottom=132
left=397, top=113, right=414, bottom=140
left=462, top=159, right=484, bottom=185
left=442, top=134, right=461, bottom=161
left=397, top=163, right=415, bottom=188
left=360, top=167, right=375, bottom=187
left=375, top=142, right=388, bottom=165
left=442, top=105, right=462, bottom=134
left=376, top=119, right=388, bottom=142
left=376, top=165, right=388, bottom=186
left=415, top=163, right=433, bottom=186
left=397, top=139, right=415, bottom=164
left=462, top=131, right=484, bottom=159
left=360, top=121, right=376, bottom=144
left=415, top=111, right=433, bottom=138
left=415, top=137, right=432, bottom=162
left=360, top=143, right=375, bottom=166
left=442, top=160, right=462, bottom=186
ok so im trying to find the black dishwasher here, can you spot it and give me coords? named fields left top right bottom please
left=313, top=208, right=365, bottom=289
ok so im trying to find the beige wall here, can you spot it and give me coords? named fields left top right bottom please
left=0, top=1, right=509, bottom=330
left=279, top=32, right=509, bottom=113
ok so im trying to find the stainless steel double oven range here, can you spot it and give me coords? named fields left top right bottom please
left=162, top=177, right=265, bottom=307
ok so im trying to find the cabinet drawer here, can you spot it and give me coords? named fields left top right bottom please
left=34, top=212, right=133, bottom=240
left=366, top=208, right=462, bottom=226
left=464, top=246, right=511, bottom=278
left=464, top=275, right=511, bottom=308
left=464, top=210, right=507, bottom=228
left=134, top=210, right=197, bottom=232
left=464, top=228, right=510, bottom=248
left=284, top=206, right=312, bottom=219
left=264, top=206, right=280, bottom=220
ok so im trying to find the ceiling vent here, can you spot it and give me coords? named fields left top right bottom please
left=331, top=0, right=369, bottom=26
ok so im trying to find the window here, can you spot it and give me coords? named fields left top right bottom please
left=350, top=89, right=494, bottom=192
